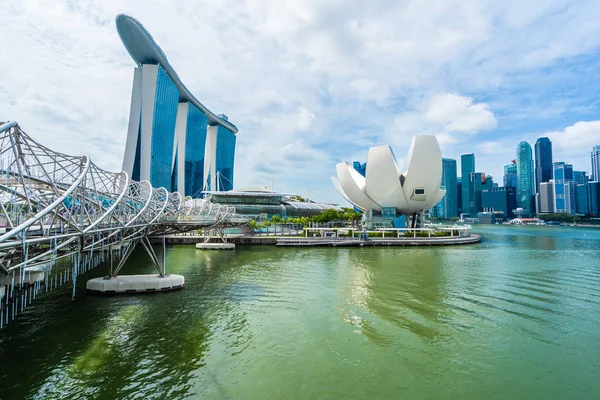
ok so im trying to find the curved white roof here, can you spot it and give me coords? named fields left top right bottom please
left=116, top=14, right=238, bottom=133
left=332, top=135, right=445, bottom=215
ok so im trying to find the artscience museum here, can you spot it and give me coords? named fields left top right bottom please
left=331, top=135, right=446, bottom=228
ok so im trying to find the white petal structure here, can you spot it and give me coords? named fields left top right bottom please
left=332, top=135, right=446, bottom=218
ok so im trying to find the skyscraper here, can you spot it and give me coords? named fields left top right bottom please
left=534, top=137, right=553, bottom=194
left=461, top=154, right=475, bottom=216
left=552, top=162, right=575, bottom=214
left=469, top=172, right=494, bottom=215
left=576, top=184, right=589, bottom=214
left=516, top=141, right=535, bottom=216
left=432, top=158, right=458, bottom=218
left=503, top=162, right=518, bottom=188
left=591, top=145, right=600, bottom=181
left=482, top=186, right=517, bottom=218
left=538, top=182, right=554, bottom=213
left=117, top=14, right=238, bottom=196
left=588, top=181, right=600, bottom=216
left=573, top=170, right=589, bottom=185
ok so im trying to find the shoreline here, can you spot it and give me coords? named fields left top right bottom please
left=150, top=234, right=481, bottom=247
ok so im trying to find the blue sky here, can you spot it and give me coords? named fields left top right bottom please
left=2, top=0, right=600, bottom=204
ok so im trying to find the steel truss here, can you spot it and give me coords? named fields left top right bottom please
left=0, top=121, right=247, bottom=277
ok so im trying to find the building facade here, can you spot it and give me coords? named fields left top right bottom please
left=469, top=172, right=494, bottom=216
left=504, top=162, right=518, bottom=188
left=575, top=184, right=589, bottom=214
left=538, top=182, right=554, bottom=214
left=592, top=145, right=600, bottom=181
left=573, top=170, right=589, bottom=185
left=589, top=181, right=600, bottom=216
left=461, top=154, right=475, bottom=216
left=482, top=186, right=517, bottom=218
left=534, top=137, right=553, bottom=194
left=117, top=14, right=238, bottom=196
left=516, top=141, right=535, bottom=216
left=552, top=162, right=575, bottom=214
left=432, top=158, right=458, bottom=218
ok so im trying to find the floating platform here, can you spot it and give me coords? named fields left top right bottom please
left=86, top=274, right=184, bottom=294
left=196, top=243, right=236, bottom=250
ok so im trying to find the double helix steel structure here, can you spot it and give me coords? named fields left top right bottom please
left=0, top=121, right=248, bottom=327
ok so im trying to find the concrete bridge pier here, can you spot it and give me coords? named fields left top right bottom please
left=86, top=236, right=184, bottom=294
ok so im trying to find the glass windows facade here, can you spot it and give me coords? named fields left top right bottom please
left=185, top=104, right=209, bottom=197
left=432, top=158, right=458, bottom=218
left=150, top=66, right=179, bottom=191
left=573, top=171, right=589, bottom=185
left=353, top=161, right=367, bottom=177
left=469, top=172, right=494, bottom=216
left=516, top=141, right=534, bottom=216
left=588, top=182, right=600, bottom=216
left=481, top=187, right=516, bottom=218
left=534, top=137, right=552, bottom=194
left=503, top=163, right=517, bottom=188
left=591, top=145, right=600, bottom=182
left=460, top=154, right=475, bottom=216
left=215, top=125, right=236, bottom=191
left=576, top=184, right=588, bottom=214
left=553, top=162, right=575, bottom=214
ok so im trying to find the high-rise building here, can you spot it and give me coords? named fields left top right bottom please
left=516, top=141, right=535, bottom=216
left=588, top=181, right=600, bottom=216
left=461, top=154, right=475, bottom=216
left=573, top=170, right=589, bottom=185
left=591, top=145, right=600, bottom=181
left=552, top=162, right=575, bottom=214
left=457, top=179, right=462, bottom=215
left=588, top=181, right=600, bottom=215
left=534, top=137, right=553, bottom=194
left=482, top=186, right=517, bottom=218
left=117, top=14, right=238, bottom=196
left=352, top=161, right=367, bottom=177
left=469, top=172, right=494, bottom=215
left=432, top=158, right=458, bottom=218
left=538, top=182, right=554, bottom=213
left=503, top=162, right=518, bottom=188
left=575, top=184, right=589, bottom=214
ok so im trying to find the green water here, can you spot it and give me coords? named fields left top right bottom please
left=1, top=225, right=600, bottom=399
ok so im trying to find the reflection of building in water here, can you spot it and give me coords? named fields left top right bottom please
left=362, top=249, right=450, bottom=342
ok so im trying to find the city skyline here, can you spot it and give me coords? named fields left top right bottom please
left=2, top=1, right=600, bottom=203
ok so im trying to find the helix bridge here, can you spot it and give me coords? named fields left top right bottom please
left=0, top=121, right=248, bottom=328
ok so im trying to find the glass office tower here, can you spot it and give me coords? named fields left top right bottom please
left=591, top=145, right=600, bottom=181
left=534, top=137, right=553, bottom=194
left=516, top=141, right=535, bottom=216
left=504, top=162, right=518, bottom=188
left=461, top=154, right=475, bottom=216
left=553, top=162, right=575, bottom=214
left=432, top=158, right=458, bottom=218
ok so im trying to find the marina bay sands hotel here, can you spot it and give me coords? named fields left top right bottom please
left=117, top=14, right=237, bottom=196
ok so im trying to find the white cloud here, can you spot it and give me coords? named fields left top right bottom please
left=545, top=120, right=600, bottom=172
left=389, top=93, right=497, bottom=151
left=2, top=0, right=600, bottom=203
left=426, top=94, right=498, bottom=133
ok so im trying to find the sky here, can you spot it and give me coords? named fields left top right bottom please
left=2, top=0, right=600, bottom=205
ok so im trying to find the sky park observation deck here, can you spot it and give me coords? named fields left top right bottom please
left=117, top=14, right=238, bottom=197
